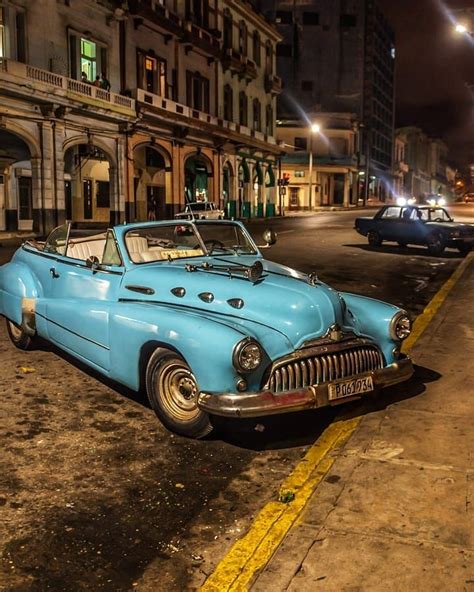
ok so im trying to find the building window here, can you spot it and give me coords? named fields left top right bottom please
left=223, top=9, right=233, bottom=50
left=15, top=11, right=26, bottom=63
left=276, top=44, right=292, bottom=58
left=137, top=51, right=167, bottom=96
left=239, top=20, right=247, bottom=56
left=301, top=80, right=313, bottom=91
left=275, top=10, right=292, bottom=25
left=239, top=91, right=248, bottom=126
left=265, top=41, right=273, bottom=73
left=96, top=181, right=110, bottom=208
left=302, top=12, right=319, bottom=26
left=224, top=84, right=233, bottom=121
left=252, top=30, right=261, bottom=66
left=294, top=171, right=305, bottom=178
left=186, top=70, right=210, bottom=112
left=186, top=0, right=209, bottom=29
left=294, top=137, right=308, bottom=151
left=253, top=98, right=261, bottom=132
left=340, top=14, right=357, bottom=27
left=265, top=104, right=273, bottom=136
left=70, top=35, right=107, bottom=82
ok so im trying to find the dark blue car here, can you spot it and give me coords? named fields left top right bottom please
left=355, top=205, right=474, bottom=256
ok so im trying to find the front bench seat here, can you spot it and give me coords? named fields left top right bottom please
left=67, top=239, right=106, bottom=262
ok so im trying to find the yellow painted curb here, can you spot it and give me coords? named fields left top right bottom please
left=200, top=253, right=474, bottom=592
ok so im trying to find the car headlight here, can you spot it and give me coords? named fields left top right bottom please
left=390, top=311, right=412, bottom=341
left=438, top=197, right=446, bottom=206
left=233, top=338, right=263, bottom=372
left=396, top=197, right=407, bottom=206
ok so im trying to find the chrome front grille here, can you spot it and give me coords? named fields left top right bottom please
left=265, top=345, right=383, bottom=393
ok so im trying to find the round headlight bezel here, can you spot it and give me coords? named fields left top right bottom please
left=233, top=338, right=263, bottom=373
left=390, top=311, right=412, bottom=341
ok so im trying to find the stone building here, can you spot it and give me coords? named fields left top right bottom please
left=261, top=0, right=396, bottom=204
left=277, top=113, right=361, bottom=210
left=0, top=0, right=282, bottom=233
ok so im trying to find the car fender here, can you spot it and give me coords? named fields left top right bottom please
left=109, top=302, right=273, bottom=393
left=0, top=261, right=42, bottom=333
left=341, top=292, right=400, bottom=364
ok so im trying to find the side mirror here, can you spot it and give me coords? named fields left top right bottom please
left=86, top=255, right=101, bottom=271
left=262, top=229, right=277, bottom=247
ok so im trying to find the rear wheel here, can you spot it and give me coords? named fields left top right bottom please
left=367, top=231, right=382, bottom=247
left=146, top=349, right=213, bottom=439
left=6, top=319, right=34, bottom=350
left=426, top=233, right=446, bottom=256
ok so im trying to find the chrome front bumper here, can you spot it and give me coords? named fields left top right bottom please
left=197, top=356, right=414, bottom=418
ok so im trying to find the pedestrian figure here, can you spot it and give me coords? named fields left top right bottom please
left=93, top=75, right=101, bottom=87
left=100, top=73, right=111, bottom=92
left=81, top=71, right=89, bottom=84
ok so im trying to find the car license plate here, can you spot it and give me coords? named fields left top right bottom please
left=328, top=376, right=374, bottom=401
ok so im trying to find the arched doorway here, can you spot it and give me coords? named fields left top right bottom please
left=185, top=153, right=213, bottom=203
left=64, top=142, right=113, bottom=226
left=133, top=144, right=170, bottom=221
left=223, top=161, right=234, bottom=218
left=0, top=129, right=35, bottom=231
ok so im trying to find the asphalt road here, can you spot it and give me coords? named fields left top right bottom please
left=0, top=205, right=471, bottom=591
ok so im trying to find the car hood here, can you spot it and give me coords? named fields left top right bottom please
left=119, top=256, right=353, bottom=350
left=427, top=221, right=474, bottom=234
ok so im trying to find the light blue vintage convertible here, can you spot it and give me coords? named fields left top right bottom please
left=0, top=220, right=414, bottom=438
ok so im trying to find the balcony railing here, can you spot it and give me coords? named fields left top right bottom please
left=183, top=21, right=221, bottom=58
left=129, top=0, right=183, bottom=37
left=0, top=58, right=135, bottom=114
left=132, top=88, right=278, bottom=146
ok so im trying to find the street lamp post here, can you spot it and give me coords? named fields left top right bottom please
left=308, top=123, right=320, bottom=211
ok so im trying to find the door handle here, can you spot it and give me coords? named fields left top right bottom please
left=49, top=267, right=60, bottom=279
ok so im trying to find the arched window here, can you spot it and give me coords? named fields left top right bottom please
left=223, top=9, right=233, bottom=50
left=239, top=20, right=247, bottom=56
left=253, top=98, right=261, bottom=132
left=253, top=30, right=261, bottom=66
left=224, top=84, right=233, bottom=121
left=239, top=91, right=248, bottom=126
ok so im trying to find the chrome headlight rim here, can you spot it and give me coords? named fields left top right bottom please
left=390, top=310, right=412, bottom=341
left=233, top=337, right=263, bottom=373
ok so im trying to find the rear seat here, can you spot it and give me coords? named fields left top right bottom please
left=67, top=239, right=106, bottom=262
left=125, top=236, right=150, bottom=262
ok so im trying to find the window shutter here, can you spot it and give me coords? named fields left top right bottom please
left=100, top=46, right=107, bottom=77
left=69, top=34, right=77, bottom=79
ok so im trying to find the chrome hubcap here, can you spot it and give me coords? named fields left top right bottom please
left=157, top=360, right=200, bottom=422
left=8, top=321, right=22, bottom=340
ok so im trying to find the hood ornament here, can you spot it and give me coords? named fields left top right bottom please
left=307, top=272, right=319, bottom=286
left=328, top=324, right=344, bottom=342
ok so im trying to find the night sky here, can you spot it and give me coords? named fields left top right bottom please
left=378, top=0, right=474, bottom=169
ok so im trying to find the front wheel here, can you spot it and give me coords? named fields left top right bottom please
left=6, top=319, right=34, bottom=350
left=146, top=349, right=213, bottom=439
left=426, top=233, right=446, bottom=256
left=367, top=231, right=382, bottom=247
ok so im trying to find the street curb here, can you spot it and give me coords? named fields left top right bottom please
left=199, top=252, right=474, bottom=592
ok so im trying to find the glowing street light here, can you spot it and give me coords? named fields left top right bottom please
left=308, top=122, right=321, bottom=210
left=455, top=23, right=468, bottom=34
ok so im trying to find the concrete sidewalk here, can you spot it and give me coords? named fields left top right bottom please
left=250, top=256, right=474, bottom=591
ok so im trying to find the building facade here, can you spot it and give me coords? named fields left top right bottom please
left=0, top=0, right=282, bottom=233
left=277, top=114, right=360, bottom=210
left=261, top=0, right=395, bottom=205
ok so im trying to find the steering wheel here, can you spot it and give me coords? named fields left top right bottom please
left=194, top=239, right=225, bottom=254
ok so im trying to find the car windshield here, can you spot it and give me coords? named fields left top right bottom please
left=124, top=221, right=257, bottom=263
left=418, top=208, right=452, bottom=222
left=189, top=203, right=206, bottom=211
left=195, top=221, right=257, bottom=255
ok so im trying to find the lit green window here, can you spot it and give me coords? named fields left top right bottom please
left=80, top=38, right=97, bottom=81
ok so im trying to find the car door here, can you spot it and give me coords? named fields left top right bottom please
left=376, top=207, right=403, bottom=240
left=45, top=231, right=124, bottom=371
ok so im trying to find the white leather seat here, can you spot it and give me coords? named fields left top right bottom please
left=68, top=239, right=106, bottom=262
left=125, top=236, right=150, bottom=262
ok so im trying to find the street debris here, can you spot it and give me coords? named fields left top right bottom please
left=19, top=366, right=36, bottom=374
left=279, top=490, right=295, bottom=504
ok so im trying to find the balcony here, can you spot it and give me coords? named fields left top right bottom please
left=0, top=58, right=135, bottom=117
left=395, top=160, right=409, bottom=173
left=243, top=58, right=258, bottom=81
left=182, top=21, right=221, bottom=58
left=221, top=48, right=244, bottom=74
left=128, top=0, right=182, bottom=37
left=264, top=73, right=282, bottom=95
left=132, top=88, right=279, bottom=147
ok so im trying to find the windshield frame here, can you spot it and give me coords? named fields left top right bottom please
left=418, top=207, right=453, bottom=223
left=120, top=220, right=259, bottom=265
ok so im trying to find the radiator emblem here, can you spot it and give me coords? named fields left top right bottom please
left=329, top=324, right=343, bottom=342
